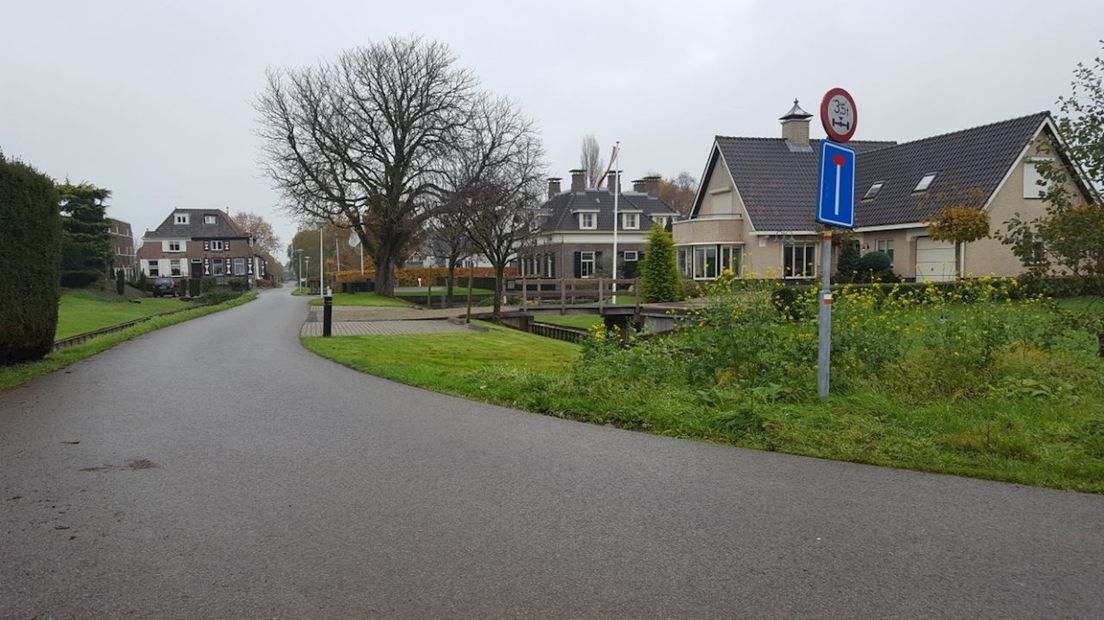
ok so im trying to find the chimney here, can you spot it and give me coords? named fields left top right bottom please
left=779, top=98, right=813, bottom=147
left=642, top=175, right=661, bottom=198
left=606, top=170, right=621, bottom=194
left=569, top=169, right=587, bottom=192
left=631, top=179, right=647, bottom=193
left=547, top=177, right=562, bottom=199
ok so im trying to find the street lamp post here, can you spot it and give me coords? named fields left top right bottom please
left=295, top=248, right=304, bottom=294
left=318, top=224, right=324, bottom=298
left=305, top=255, right=311, bottom=294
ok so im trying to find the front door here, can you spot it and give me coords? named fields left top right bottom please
left=190, top=259, right=202, bottom=278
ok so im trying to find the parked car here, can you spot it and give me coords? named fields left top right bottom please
left=150, top=277, right=178, bottom=297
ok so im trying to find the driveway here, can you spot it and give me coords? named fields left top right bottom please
left=2, top=288, right=1102, bottom=618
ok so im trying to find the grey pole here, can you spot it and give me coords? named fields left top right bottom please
left=817, top=230, right=833, bottom=400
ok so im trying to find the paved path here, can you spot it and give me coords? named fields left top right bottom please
left=2, top=289, right=1103, bottom=618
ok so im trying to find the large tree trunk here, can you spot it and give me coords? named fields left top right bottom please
left=374, top=248, right=398, bottom=297
left=493, top=264, right=505, bottom=319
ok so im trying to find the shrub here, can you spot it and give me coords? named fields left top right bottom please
left=228, top=279, right=244, bottom=291
left=0, top=156, right=61, bottom=364
left=856, top=251, right=897, bottom=282
left=57, top=183, right=112, bottom=287
left=115, top=269, right=125, bottom=295
left=639, top=225, right=682, bottom=302
left=836, top=243, right=861, bottom=282
left=194, top=290, right=242, bottom=306
left=187, top=278, right=200, bottom=298
left=200, top=277, right=217, bottom=293
left=60, top=270, right=103, bottom=288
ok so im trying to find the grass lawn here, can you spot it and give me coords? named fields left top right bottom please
left=302, top=324, right=577, bottom=397
left=56, top=289, right=189, bottom=339
left=1, top=291, right=257, bottom=392
left=535, top=313, right=602, bottom=330
left=394, top=286, right=496, bottom=297
left=308, top=293, right=411, bottom=307
left=302, top=297, right=1104, bottom=494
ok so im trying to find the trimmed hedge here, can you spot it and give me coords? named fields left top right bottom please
left=0, top=157, right=61, bottom=364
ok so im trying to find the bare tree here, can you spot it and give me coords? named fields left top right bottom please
left=232, top=211, right=281, bottom=257
left=423, top=205, right=472, bottom=304
left=580, top=134, right=604, bottom=189
left=255, top=36, right=476, bottom=296
left=454, top=96, right=546, bottom=318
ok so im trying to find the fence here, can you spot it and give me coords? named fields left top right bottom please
left=529, top=322, right=588, bottom=344
left=510, top=278, right=640, bottom=308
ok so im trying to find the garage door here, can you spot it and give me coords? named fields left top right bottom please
left=915, top=238, right=956, bottom=282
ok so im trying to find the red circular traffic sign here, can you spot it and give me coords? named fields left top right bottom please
left=820, top=88, right=857, bottom=143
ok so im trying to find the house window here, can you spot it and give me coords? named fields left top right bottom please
left=694, top=246, right=717, bottom=280
left=210, top=240, right=225, bottom=251
left=212, top=258, right=225, bottom=276
left=1023, top=158, right=1054, bottom=199
left=168, top=241, right=182, bottom=252
left=783, top=243, right=816, bottom=279
left=622, top=213, right=639, bottom=230
left=655, top=216, right=669, bottom=229
left=234, top=258, right=246, bottom=275
left=170, top=259, right=181, bottom=276
left=204, top=214, right=217, bottom=224
left=678, top=248, right=691, bottom=277
left=623, top=250, right=638, bottom=262
left=687, top=244, right=741, bottom=280
left=174, top=213, right=189, bottom=225
left=876, top=239, right=895, bottom=261
left=720, top=245, right=742, bottom=275
left=863, top=182, right=884, bottom=200
left=579, top=212, right=596, bottom=230
left=148, top=261, right=160, bottom=276
left=913, top=173, right=937, bottom=193
left=580, top=251, right=596, bottom=277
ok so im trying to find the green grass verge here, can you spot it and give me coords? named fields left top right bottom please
left=308, top=293, right=411, bottom=307
left=56, top=289, right=190, bottom=339
left=302, top=320, right=1104, bottom=494
left=0, top=291, right=257, bottom=392
left=535, top=313, right=602, bottom=330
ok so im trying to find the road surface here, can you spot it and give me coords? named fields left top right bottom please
left=2, top=289, right=1102, bottom=618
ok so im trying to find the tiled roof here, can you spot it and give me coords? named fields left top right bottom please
left=538, top=189, right=680, bottom=233
left=703, top=112, right=1049, bottom=231
left=145, top=209, right=246, bottom=239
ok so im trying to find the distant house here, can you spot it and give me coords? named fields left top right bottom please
left=107, top=217, right=135, bottom=280
left=136, top=209, right=267, bottom=286
left=520, top=169, right=680, bottom=279
left=674, top=101, right=1095, bottom=281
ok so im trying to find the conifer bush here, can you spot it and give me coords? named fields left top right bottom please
left=0, top=156, right=61, bottom=364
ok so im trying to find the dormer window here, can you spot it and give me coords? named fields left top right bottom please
left=174, top=213, right=189, bottom=225
left=863, top=181, right=884, bottom=200
left=913, top=173, right=937, bottom=193
left=622, top=212, right=639, bottom=230
left=579, top=212, right=596, bottom=230
left=204, top=214, right=217, bottom=225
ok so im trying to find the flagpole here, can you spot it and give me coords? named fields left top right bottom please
left=611, top=142, right=620, bottom=304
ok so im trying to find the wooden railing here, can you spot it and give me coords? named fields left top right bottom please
left=529, top=322, right=588, bottom=343
left=509, top=278, right=640, bottom=309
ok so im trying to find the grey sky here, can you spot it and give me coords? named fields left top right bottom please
left=3, top=0, right=1101, bottom=254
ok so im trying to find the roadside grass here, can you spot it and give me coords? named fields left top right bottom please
left=56, top=289, right=189, bottom=339
left=308, top=293, right=410, bottom=307
left=302, top=297, right=1104, bottom=494
left=0, top=291, right=257, bottom=392
left=535, top=313, right=602, bottom=330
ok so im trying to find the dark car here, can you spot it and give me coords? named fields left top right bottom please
left=151, top=277, right=178, bottom=297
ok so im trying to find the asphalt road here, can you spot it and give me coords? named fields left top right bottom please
left=2, top=289, right=1102, bottom=619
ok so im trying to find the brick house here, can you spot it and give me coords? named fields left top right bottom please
left=136, top=209, right=267, bottom=287
left=519, top=169, right=680, bottom=279
left=107, top=217, right=136, bottom=280
left=673, top=101, right=1095, bottom=281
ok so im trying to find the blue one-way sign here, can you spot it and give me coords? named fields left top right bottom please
left=816, top=140, right=856, bottom=228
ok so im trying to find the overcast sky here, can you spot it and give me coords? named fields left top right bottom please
left=3, top=0, right=1102, bottom=252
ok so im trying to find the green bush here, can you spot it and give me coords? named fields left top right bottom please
left=115, top=269, right=125, bottom=295
left=639, top=225, right=682, bottom=302
left=194, top=290, right=242, bottom=306
left=836, top=243, right=861, bottom=282
left=228, top=279, right=244, bottom=292
left=187, top=278, right=201, bottom=298
left=0, top=156, right=61, bottom=364
left=200, top=277, right=217, bottom=293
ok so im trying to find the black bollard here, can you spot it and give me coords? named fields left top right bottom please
left=323, top=288, right=333, bottom=337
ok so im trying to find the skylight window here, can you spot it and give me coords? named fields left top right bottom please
left=863, top=182, right=884, bottom=200
left=914, top=173, right=937, bottom=193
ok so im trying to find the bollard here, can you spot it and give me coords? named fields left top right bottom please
left=322, top=287, right=334, bottom=337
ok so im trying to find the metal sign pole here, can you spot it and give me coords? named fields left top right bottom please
left=817, top=230, right=833, bottom=400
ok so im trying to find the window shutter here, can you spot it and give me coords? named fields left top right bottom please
left=203, top=257, right=210, bottom=275
left=573, top=252, right=582, bottom=278
left=203, top=241, right=210, bottom=251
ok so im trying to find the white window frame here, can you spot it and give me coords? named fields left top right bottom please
left=914, top=173, right=937, bottom=193
left=234, top=258, right=246, bottom=275
left=875, top=239, right=894, bottom=261
left=783, top=243, right=816, bottom=279
left=169, top=259, right=181, bottom=276
left=623, top=250, right=638, bottom=262
left=580, top=251, right=596, bottom=277
left=678, top=248, right=691, bottom=277
left=1023, top=157, right=1054, bottom=199
left=212, top=258, right=225, bottom=276
left=622, top=212, right=639, bottom=230
left=168, top=241, right=182, bottom=252
left=579, top=212, right=596, bottom=230
left=654, top=216, right=669, bottom=229
left=210, top=240, right=225, bottom=251
left=174, top=213, right=189, bottom=225
left=148, top=260, right=160, bottom=276
left=204, top=214, right=218, bottom=225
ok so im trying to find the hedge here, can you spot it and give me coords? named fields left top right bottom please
left=0, top=157, right=61, bottom=364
